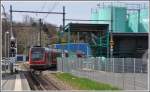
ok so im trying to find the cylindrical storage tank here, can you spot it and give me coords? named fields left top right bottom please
left=91, top=9, right=99, bottom=24
left=128, top=12, right=139, bottom=32
left=139, top=9, right=149, bottom=32
left=97, top=7, right=111, bottom=29
left=112, top=7, right=126, bottom=32
left=97, top=7, right=126, bottom=32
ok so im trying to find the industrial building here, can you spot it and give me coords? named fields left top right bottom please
left=91, top=3, right=149, bottom=58
left=56, top=2, right=149, bottom=58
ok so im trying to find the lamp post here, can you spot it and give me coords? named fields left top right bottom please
left=110, top=34, right=114, bottom=58
left=5, top=31, right=9, bottom=73
left=110, top=33, right=114, bottom=72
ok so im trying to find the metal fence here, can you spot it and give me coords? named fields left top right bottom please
left=2, top=57, right=16, bottom=73
left=2, top=57, right=10, bottom=71
left=57, top=57, right=148, bottom=90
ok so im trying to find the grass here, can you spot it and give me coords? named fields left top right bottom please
left=53, top=72, right=120, bottom=90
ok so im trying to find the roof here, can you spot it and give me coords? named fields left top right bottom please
left=64, top=23, right=108, bottom=32
left=112, top=32, right=148, bottom=37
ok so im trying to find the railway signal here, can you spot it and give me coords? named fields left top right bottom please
left=9, top=36, right=17, bottom=74
left=10, top=37, right=17, bottom=57
left=10, top=40, right=16, bottom=48
left=42, top=24, right=48, bottom=33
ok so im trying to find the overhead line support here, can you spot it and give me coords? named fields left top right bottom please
left=11, top=10, right=65, bottom=14
left=65, top=19, right=111, bottom=21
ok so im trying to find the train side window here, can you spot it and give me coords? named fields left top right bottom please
left=48, top=52, right=51, bottom=62
left=45, top=53, right=47, bottom=62
left=50, top=52, right=53, bottom=61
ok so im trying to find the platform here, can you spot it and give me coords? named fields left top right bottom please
left=2, top=72, right=30, bottom=91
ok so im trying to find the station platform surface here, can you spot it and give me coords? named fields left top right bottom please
left=2, top=71, right=30, bottom=91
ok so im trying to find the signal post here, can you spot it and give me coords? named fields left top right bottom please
left=9, top=36, right=17, bottom=74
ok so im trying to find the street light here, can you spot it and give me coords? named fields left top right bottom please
left=5, top=31, right=9, bottom=74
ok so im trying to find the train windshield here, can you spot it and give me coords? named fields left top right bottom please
left=31, top=48, right=44, bottom=61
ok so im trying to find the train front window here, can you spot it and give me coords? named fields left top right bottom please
left=31, top=52, right=43, bottom=61
left=31, top=48, right=44, bottom=61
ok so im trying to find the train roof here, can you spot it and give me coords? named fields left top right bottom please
left=30, top=46, right=68, bottom=53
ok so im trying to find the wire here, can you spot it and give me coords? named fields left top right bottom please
left=40, top=2, right=47, bottom=12
left=43, top=2, right=59, bottom=20
left=36, top=2, right=47, bottom=17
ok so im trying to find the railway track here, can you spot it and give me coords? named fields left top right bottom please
left=22, top=63, right=61, bottom=90
left=37, top=73, right=60, bottom=90
left=25, top=71, right=60, bottom=90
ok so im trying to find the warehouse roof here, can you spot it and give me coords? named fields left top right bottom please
left=112, top=32, right=148, bottom=37
left=64, top=23, right=108, bottom=32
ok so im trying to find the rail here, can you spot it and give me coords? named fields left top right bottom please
left=25, top=71, right=60, bottom=90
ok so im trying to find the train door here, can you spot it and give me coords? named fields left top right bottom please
left=47, top=51, right=51, bottom=66
left=50, top=52, right=53, bottom=65
left=44, top=52, right=48, bottom=65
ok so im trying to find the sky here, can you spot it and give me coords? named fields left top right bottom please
left=1, top=1, right=149, bottom=27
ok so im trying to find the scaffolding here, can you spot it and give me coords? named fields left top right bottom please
left=64, top=23, right=110, bottom=57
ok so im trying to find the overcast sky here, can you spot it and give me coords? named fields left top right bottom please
left=1, top=1, right=149, bottom=27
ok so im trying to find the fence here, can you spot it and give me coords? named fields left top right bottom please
left=2, top=58, right=10, bottom=71
left=57, top=57, right=148, bottom=90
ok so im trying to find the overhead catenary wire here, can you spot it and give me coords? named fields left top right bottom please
left=40, top=2, right=47, bottom=12
left=41, top=2, right=60, bottom=29
left=43, top=2, right=60, bottom=20
left=36, top=2, right=47, bottom=17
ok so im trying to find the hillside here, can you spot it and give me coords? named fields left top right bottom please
left=2, top=17, right=59, bottom=56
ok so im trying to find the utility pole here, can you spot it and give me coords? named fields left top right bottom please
left=10, top=5, right=17, bottom=74
left=63, top=6, right=65, bottom=32
left=10, top=5, right=13, bottom=74
left=110, top=5, right=113, bottom=59
left=5, top=32, right=9, bottom=73
left=110, top=34, right=114, bottom=58
left=39, top=18, right=42, bottom=46
left=10, top=5, right=13, bottom=37
left=62, top=6, right=65, bottom=72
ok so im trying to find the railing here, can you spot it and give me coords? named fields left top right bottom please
left=2, top=57, right=10, bottom=71
left=57, top=57, right=148, bottom=90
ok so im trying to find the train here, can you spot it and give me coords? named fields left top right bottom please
left=29, top=46, right=68, bottom=71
